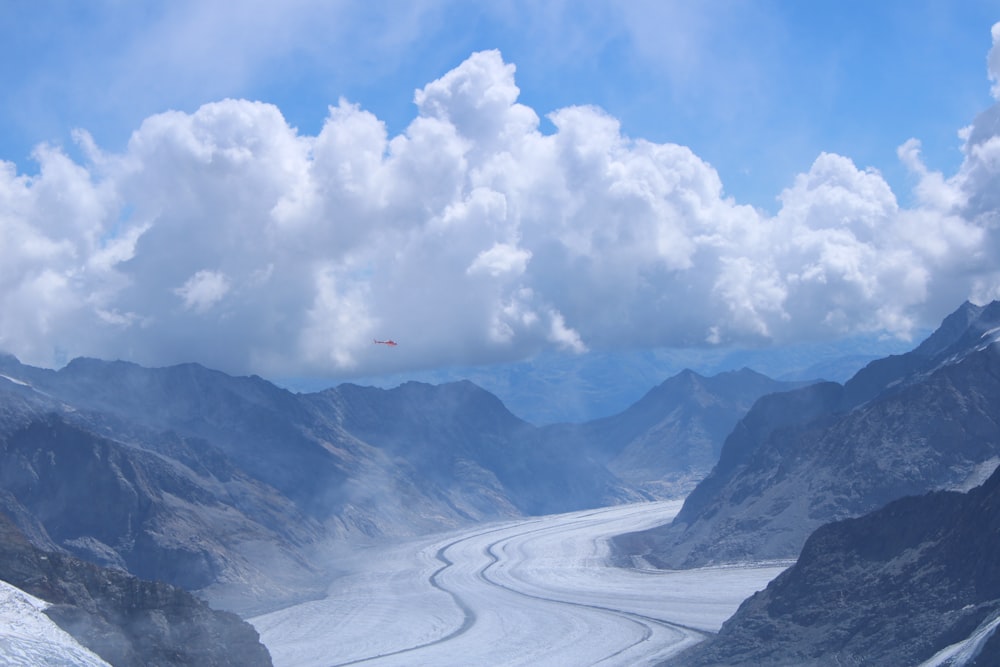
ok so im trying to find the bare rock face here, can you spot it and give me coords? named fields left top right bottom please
left=0, top=402, right=328, bottom=614
left=0, top=351, right=664, bottom=610
left=0, top=511, right=272, bottom=667
left=617, top=301, right=1000, bottom=569
left=671, top=464, right=1000, bottom=666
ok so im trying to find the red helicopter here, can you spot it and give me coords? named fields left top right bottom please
left=373, top=339, right=398, bottom=346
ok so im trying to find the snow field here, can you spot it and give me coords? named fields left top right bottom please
left=252, top=501, right=788, bottom=666
left=0, top=579, right=110, bottom=667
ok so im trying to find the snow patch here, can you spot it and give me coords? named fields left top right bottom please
left=950, top=457, right=1000, bottom=493
left=0, top=374, right=29, bottom=387
left=917, top=610, right=1000, bottom=666
left=0, top=579, right=110, bottom=666
left=979, top=325, right=1000, bottom=342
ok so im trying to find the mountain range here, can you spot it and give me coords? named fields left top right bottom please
left=4, top=299, right=999, bottom=664
left=617, top=300, right=1000, bottom=570
left=537, top=368, right=801, bottom=497
left=0, top=349, right=793, bottom=619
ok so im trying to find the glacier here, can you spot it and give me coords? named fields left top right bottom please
left=252, top=501, right=788, bottom=666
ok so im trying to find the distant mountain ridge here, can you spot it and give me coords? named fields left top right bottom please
left=0, top=360, right=625, bottom=612
left=3, top=300, right=994, bottom=663
left=334, top=336, right=908, bottom=425
left=616, top=300, right=1000, bottom=569
left=538, top=368, right=803, bottom=497
left=0, top=349, right=789, bottom=617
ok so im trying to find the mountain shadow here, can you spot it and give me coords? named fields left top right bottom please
left=671, top=463, right=1000, bottom=666
left=0, top=510, right=272, bottom=667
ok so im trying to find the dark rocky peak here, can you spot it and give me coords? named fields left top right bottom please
left=912, top=300, right=987, bottom=358
left=392, top=379, right=516, bottom=417
left=2, top=357, right=348, bottom=518
left=44, top=358, right=319, bottom=465
left=594, top=367, right=796, bottom=437
left=531, top=367, right=800, bottom=500
left=843, top=300, right=1000, bottom=408
left=0, top=353, right=55, bottom=388
left=675, top=464, right=1000, bottom=666
left=642, top=367, right=773, bottom=397
left=671, top=380, right=844, bottom=526
left=712, top=380, right=844, bottom=474
left=618, top=332, right=1000, bottom=570
left=0, top=352, right=24, bottom=377
left=0, top=356, right=307, bottom=438
left=323, top=379, right=527, bottom=434
left=589, top=368, right=713, bottom=429
left=703, top=366, right=791, bottom=392
left=312, top=378, right=636, bottom=516
left=930, top=299, right=1000, bottom=362
left=635, top=369, right=711, bottom=408
left=685, top=303, right=997, bottom=472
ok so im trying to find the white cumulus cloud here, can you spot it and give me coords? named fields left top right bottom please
left=467, top=243, right=532, bottom=277
left=175, top=270, right=231, bottom=312
left=2, top=46, right=1000, bottom=379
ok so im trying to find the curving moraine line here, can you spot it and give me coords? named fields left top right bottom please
left=327, top=521, right=539, bottom=667
left=331, top=505, right=702, bottom=667
left=476, top=512, right=707, bottom=665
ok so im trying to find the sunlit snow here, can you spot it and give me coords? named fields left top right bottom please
left=0, top=374, right=29, bottom=387
left=0, top=580, right=110, bottom=667
left=918, top=611, right=1000, bottom=667
left=253, top=501, right=788, bottom=666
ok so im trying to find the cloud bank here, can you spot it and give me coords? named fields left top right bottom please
left=2, top=42, right=999, bottom=378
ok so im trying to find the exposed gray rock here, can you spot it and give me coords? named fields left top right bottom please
left=670, top=464, right=1000, bottom=666
left=0, top=511, right=272, bottom=667
left=0, top=400, right=328, bottom=615
left=617, top=300, right=1000, bottom=568
left=0, top=344, right=808, bottom=617
left=0, top=352, right=668, bottom=610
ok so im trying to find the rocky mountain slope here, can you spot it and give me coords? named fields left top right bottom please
left=0, top=578, right=112, bottom=667
left=538, top=368, right=801, bottom=497
left=617, top=300, right=1000, bottom=568
left=0, top=510, right=272, bottom=667
left=312, top=380, right=634, bottom=516
left=671, top=463, right=1000, bottom=666
left=2, top=352, right=784, bottom=613
left=0, top=372, right=332, bottom=614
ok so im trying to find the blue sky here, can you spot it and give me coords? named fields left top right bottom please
left=2, top=1, right=1000, bottom=395
left=2, top=1, right=996, bottom=210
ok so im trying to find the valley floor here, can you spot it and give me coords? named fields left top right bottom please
left=251, top=501, right=788, bottom=667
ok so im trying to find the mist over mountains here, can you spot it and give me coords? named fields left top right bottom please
left=1, top=299, right=999, bottom=664
left=0, top=347, right=792, bottom=619
left=0, top=511, right=271, bottom=667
